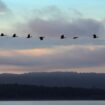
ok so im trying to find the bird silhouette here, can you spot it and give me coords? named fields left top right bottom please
left=93, top=34, right=98, bottom=39
left=60, top=35, right=66, bottom=39
left=73, top=37, right=78, bottom=39
left=27, top=34, right=32, bottom=38
left=12, top=34, right=18, bottom=38
left=39, top=36, right=45, bottom=40
left=1, top=33, right=6, bottom=36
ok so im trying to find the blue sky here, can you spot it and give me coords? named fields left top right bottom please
left=3, top=0, right=105, bottom=20
left=0, top=0, right=105, bottom=73
left=0, top=0, right=104, bottom=35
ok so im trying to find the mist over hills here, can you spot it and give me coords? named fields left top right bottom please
left=0, top=72, right=105, bottom=89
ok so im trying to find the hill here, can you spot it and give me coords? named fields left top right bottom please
left=0, top=72, right=105, bottom=89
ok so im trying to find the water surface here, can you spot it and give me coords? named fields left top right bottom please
left=0, top=101, right=105, bottom=105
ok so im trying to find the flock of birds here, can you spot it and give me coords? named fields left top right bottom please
left=0, top=33, right=99, bottom=40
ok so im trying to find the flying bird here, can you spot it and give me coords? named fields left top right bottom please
left=27, top=34, right=32, bottom=38
left=93, top=34, right=98, bottom=39
left=39, top=36, right=45, bottom=40
left=1, top=33, right=6, bottom=36
left=12, top=34, right=18, bottom=38
left=60, top=35, right=66, bottom=39
left=73, top=37, right=78, bottom=39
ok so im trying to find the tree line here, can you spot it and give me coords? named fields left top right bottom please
left=0, top=84, right=105, bottom=100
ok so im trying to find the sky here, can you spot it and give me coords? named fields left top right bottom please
left=0, top=0, right=105, bottom=73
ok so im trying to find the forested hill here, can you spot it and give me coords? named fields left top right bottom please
left=0, top=72, right=105, bottom=89
left=0, top=84, right=105, bottom=100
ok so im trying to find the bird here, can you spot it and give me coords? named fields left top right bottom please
left=39, top=36, right=45, bottom=40
left=12, top=34, right=18, bottom=38
left=1, top=33, right=6, bottom=36
left=60, top=35, right=66, bottom=39
left=93, top=34, right=98, bottom=39
left=27, top=34, right=32, bottom=38
left=73, top=37, right=78, bottom=39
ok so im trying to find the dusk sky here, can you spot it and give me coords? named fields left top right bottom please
left=0, top=0, right=105, bottom=73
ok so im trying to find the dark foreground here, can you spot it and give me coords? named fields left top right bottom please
left=0, top=84, right=105, bottom=100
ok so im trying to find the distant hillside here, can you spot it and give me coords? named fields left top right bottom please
left=0, top=72, right=105, bottom=89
